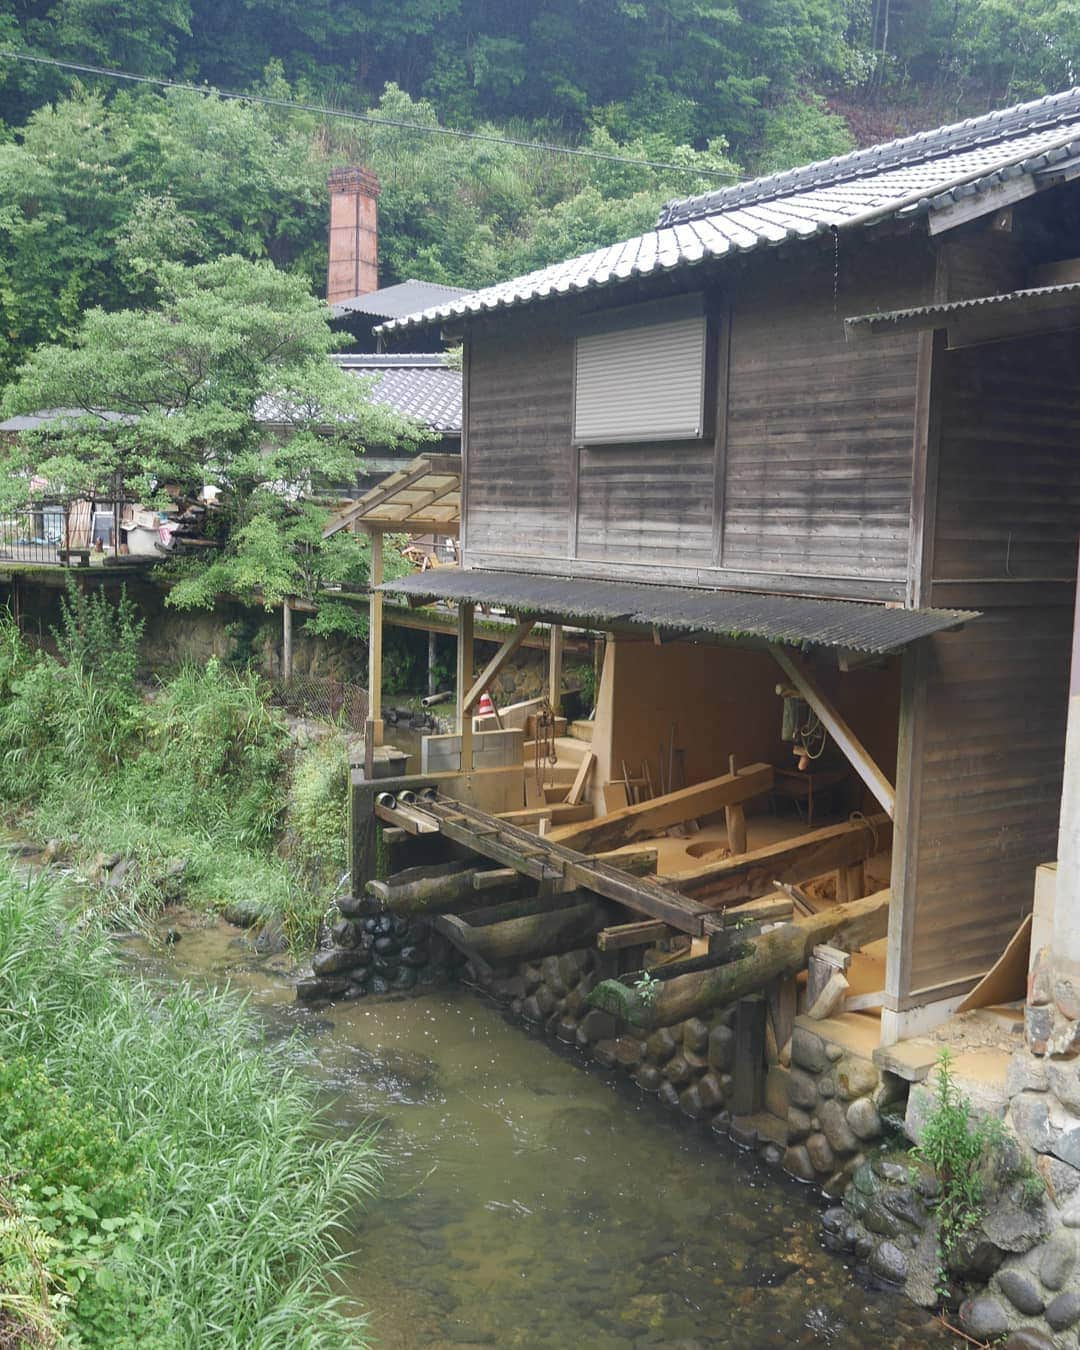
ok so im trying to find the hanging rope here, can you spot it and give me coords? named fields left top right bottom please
left=534, top=700, right=558, bottom=796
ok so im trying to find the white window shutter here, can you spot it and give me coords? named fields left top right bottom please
left=574, top=314, right=707, bottom=444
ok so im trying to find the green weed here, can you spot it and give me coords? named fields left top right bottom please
left=0, top=861, right=379, bottom=1347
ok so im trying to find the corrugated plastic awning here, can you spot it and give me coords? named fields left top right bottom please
left=380, top=569, right=978, bottom=654
left=323, top=453, right=461, bottom=537
left=845, top=281, right=1080, bottom=347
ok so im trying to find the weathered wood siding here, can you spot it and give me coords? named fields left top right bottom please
left=463, top=237, right=936, bottom=599
left=466, top=332, right=574, bottom=559
left=930, top=331, right=1080, bottom=590
left=577, top=441, right=714, bottom=566
left=889, top=607, right=1069, bottom=1007
left=721, top=244, right=932, bottom=584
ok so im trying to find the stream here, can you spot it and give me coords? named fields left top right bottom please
left=119, top=909, right=956, bottom=1349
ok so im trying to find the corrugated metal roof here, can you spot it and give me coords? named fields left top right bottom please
left=379, top=86, right=1080, bottom=337
left=330, top=278, right=469, bottom=321
left=380, top=569, right=977, bottom=653
left=845, top=281, right=1080, bottom=336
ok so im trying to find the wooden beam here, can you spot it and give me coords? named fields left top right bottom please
left=588, top=889, right=892, bottom=1029
left=565, top=751, right=595, bottom=807
left=928, top=174, right=1039, bottom=235
left=323, top=459, right=436, bottom=537
left=670, top=813, right=891, bottom=905
left=456, top=601, right=475, bottom=773
left=548, top=623, right=564, bottom=712
left=770, top=647, right=895, bottom=818
left=549, top=763, right=774, bottom=854
left=597, top=919, right=672, bottom=952
left=439, top=898, right=613, bottom=964
left=367, top=525, right=383, bottom=746
left=462, top=619, right=535, bottom=713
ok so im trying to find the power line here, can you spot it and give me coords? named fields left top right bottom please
left=0, top=48, right=742, bottom=182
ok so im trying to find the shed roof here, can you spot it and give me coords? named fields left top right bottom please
left=330, top=278, right=469, bottom=321
left=380, top=569, right=976, bottom=654
left=323, top=453, right=460, bottom=537
left=844, top=281, right=1080, bottom=345
left=378, top=86, right=1080, bottom=337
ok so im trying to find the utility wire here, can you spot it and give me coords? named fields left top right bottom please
left=0, top=48, right=742, bottom=181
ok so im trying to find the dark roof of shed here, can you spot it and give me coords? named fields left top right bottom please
left=844, top=281, right=1080, bottom=337
left=379, top=86, right=1080, bottom=336
left=381, top=569, right=977, bottom=654
left=331, top=354, right=461, bottom=434
left=330, top=279, right=469, bottom=321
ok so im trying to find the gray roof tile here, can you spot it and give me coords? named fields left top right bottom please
left=379, top=87, right=1080, bottom=336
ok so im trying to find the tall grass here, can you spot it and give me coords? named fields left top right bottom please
left=0, top=859, right=378, bottom=1347
left=0, top=603, right=342, bottom=944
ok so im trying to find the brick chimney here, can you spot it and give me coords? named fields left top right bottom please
left=326, top=167, right=380, bottom=304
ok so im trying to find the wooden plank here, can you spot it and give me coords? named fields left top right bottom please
left=548, top=623, right=564, bottom=712
left=566, top=751, right=596, bottom=806
left=597, top=919, right=673, bottom=952
left=770, top=647, right=896, bottom=818
left=495, top=804, right=592, bottom=827
left=367, top=525, right=384, bottom=742
left=549, top=763, right=774, bottom=853
left=669, top=813, right=892, bottom=904
left=462, top=619, right=535, bottom=714
left=456, top=601, right=475, bottom=773
left=732, top=996, right=767, bottom=1116
left=956, top=914, right=1032, bottom=1013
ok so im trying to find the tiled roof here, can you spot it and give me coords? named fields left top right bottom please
left=330, top=278, right=469, bottom=321
left=381, top=568, right=977, bottom=654
left=379, top=86, right=1080, bottom=336
left=332, top=354, right=462, bottom=434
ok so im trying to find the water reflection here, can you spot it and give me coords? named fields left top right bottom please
left=127, top=915, right=955, bottom=1349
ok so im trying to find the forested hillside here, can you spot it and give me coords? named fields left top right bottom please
left=0, top=1, right=1077, bottom=376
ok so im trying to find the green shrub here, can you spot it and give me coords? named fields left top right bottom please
left=54, top=577, right=144, bottom=692
left=286, top=731, right=350, bottom=889
left=0, top=861, right=379, bottom=1348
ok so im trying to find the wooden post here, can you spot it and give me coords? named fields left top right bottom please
left=548, top=623, right=563, bottom=714
left=282, top=599, right=293, bottom=679
left=428, top=630, right=437, bottom=697
left=457, top=601, right=475, bottom=775
left=732, top=995, right=767, bottom=1116
left=367, top=526, right=383, bottom=749
left=771, top=645, right=895, bottom=818
left=724, top=754, right=748, bottom=854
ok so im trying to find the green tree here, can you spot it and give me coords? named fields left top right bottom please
left=0, top=256, right=423, bottom=624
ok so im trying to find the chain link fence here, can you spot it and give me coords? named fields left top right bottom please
left=267, top=675, right=369, bottom=731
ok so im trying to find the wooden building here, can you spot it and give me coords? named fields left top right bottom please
left=362, top=88, right=1080, bottom=1047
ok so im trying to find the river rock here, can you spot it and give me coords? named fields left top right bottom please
left=556, top=1017, right=578, bottom=1043
left=996, top=1269, right=1044, bottom=1316
left=332, top=918, right=359, bottom=947
left=664, top=1054, right=693, bottom=1086
left=707, top=1024, right=734, bottom=1072
left=369, top=975, right=391, bottom=995
left=819, top=1099, right=858, bottom=1155
left=1045, top=1290, right=1080, bottom=1331
left=313, top=946, right=366, bottom=975
left=1004, top=1332, right=1057, bottom=1350
left=805, top=1133, right=834, bottom=1175
left=534, top=984, right=558, bottom=1017
left=657, top=1082, right=680, bottom=1110
left=647, top=1027, right=679, bottom=1064
left=296, top=976, right=347, bottom=1002
left=881, top=1184, right=923, bottom=1228
left=373, top=934, right=398, bottom=955
left=983, top=1191, right=1051, bottom=1253
left=788, top=1068, right=818, bottom=1110
left=540, top=955, right=567, bottom=996
left=905, top=1225, right=943, bottom=1309
left=682, top=1018, right=709, bottom=1053
left=835, top=1056, right=879, bottom=1102
left=522, top=962, right=542, bottom=992
left=635, top=1064, right=662, bottom=1092
left=816, top=1073, right=836, bottom=1099
left=791, top=1027, right=828, bottom=1073
left=846, top=1097, right=881, bottom=1140
left=1006, top=1051, right=1051, bottom=1097
left=592, top=1040, right=618, bottom=1069
left=613, top=1036, right=644, bottom=1067
left=679, top=1085, right=706, bottom=1119
left=400, top=945, right=428, bottom=967
left=787, top=1107, right=812, bottom=1143
left=868, top=1241, right=908, bottom=1285
left=391, top=967, right=417, bottom=990
left=1039, top=1230, right=1076, bottom=1289
left=784, top=1145, right=816, bottom=1182
left=959, top=1295, right=1010, bottom=1341
left=697, top=1071, right=725, bottom=1112
left=580, top=1009, right=617, bottom=1042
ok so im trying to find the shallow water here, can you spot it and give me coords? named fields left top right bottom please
left=127, top=915, right=955, bottom=1350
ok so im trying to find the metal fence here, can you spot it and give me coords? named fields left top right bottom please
left=267, top=675, right=370, bottom=730
left=0, top=499, right=129, bottom=565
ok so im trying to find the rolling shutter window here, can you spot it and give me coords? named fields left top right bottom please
left=573, top=313, right=707, bottom=444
